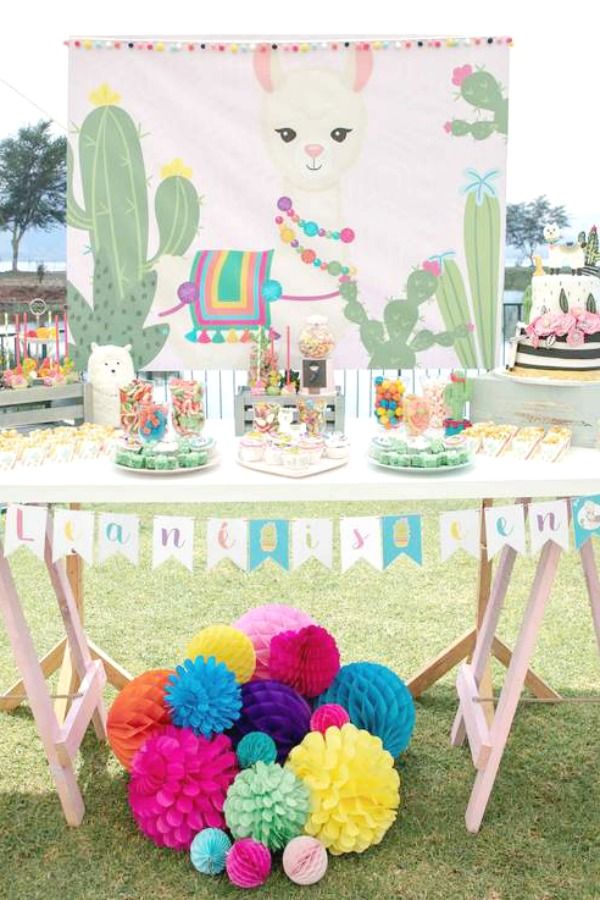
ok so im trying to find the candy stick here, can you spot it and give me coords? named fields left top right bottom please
left=286, top=326, right=291, bottom=386
left=23, top=312, right=28, bottom=359
left=15, top=314, right=20, bottom=367
left=63, top=309, right=69, bottom=359
left=55, top=315, right=60, bottom=363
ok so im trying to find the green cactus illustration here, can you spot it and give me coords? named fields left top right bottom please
left=584, top=226, right=599, bottom=267
left=521, top=284, right=533, bottom=324
left=67, top=84, right=201, bottom=369
left=342, top=268, right=470, bottom=368
left=446, top=66, right=508, bottom=141
left=444, top=370, right=472, bottom=420
left=435, top=170, right=502, bottom=370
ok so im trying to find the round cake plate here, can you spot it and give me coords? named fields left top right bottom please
left=369, top=455, right=475, bottom=474
left=493, top=367, right=600, bottom=388
left=114, top=456, right=220, bottom=476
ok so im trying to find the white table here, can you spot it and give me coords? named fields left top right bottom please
left=1, top=419, right=599, bottom=832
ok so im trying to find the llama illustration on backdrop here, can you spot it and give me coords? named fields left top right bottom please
left=155, top=46, right=372, bottom=366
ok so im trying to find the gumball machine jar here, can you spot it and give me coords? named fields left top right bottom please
left=299, top=316, right=335, bottom=360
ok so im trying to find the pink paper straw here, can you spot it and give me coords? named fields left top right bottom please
left=286, top=326, right=291, bottom=385
left=15, top=314, right=20, bottom=367
left=23, top=312, right=28, bottom=359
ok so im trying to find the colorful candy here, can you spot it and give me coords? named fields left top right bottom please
left=299, top=316, right=335, bottom=360
left=169, top=378, right=204, bottom=436
left=138, top=402, right=168, bottom=443
left=422, top=378, right=449, bottom=429
left=119, top=380, right=153, bottom=434
left=403, top=395, right=432, bottom=437
left=373, top=377, right=405, bottom=429
left=297, top=398, right=326, bottom=436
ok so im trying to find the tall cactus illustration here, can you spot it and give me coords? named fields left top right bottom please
left=444, top=65, right=508, bottom=140
left=67, top=84, right=201, bottom=369
left=434, top=170, right=502, bottom=370
left=584, top=225, right=599, bottom=267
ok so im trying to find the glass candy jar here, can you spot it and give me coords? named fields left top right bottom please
left=299, top=316, right=335, bottom=359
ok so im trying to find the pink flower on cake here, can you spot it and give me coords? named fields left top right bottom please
left=566, top=328, right=585, bottom=347
left=575, top=310, right=600, bottom=334
left=422, top=259, right=441, bottom=277
left=452, top=65, right=473, bottom=86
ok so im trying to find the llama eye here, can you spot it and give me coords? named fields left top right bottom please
left=331, top=127, right=352, bottom=143
left=275, top=128, right=297, bottom=143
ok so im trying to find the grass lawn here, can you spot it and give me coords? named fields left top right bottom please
left=1, top=500, right=599, bottom=900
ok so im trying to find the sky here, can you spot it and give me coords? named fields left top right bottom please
left=0, top=0, right=597, bottom=235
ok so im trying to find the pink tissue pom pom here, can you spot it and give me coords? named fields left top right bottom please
left=233, top=604, right=315, bottom=679
left=283, top=835, right=328, bottom=886
left=226, top=838, right=272, bottom=889
left=310, top=703, right=350, bottom=734
left=128, top=725, right=238, bottom=850
left=269, top=625, right=340, bottom=698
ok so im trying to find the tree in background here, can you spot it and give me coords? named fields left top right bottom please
left=0, top=121, right=66, bottom=271
left=506, top=196, right=569, bottom=266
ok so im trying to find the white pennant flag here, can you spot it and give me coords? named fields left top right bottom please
left=529, top=500, right=570, bottom=553
left=292, top=519, right=333, bottom=570
left=485, top=503, right=527, bottom=559
left=4, top=505, right=48, bottom=561
left=340, top=517, right=382, bottom=572
left=206, top=518, right=247, bottom=571
left=53, top=508, right=95, bottom=564
left=439, top=509, right=480, bottom=562
left=152, top=516, right=195, bottom=571
left=97, top=512, right=140, bottom=565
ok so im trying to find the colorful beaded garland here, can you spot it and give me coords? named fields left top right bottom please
left=275, top=197, right=357, bottom=286
left=276, top=197, right=355, bottom=244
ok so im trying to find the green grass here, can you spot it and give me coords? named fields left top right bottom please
left=1, top=501, right=599, bottom=900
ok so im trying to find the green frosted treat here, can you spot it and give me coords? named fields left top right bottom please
left=177, top=453, right=189, bottom=467
left=188, top=451, right=207, bottom=467
left=154, top=455, right=169, bottom=470
left=390, top=440, right=408, bottom=453
left=429, top=439, right=445, bottom=455
left=165, top=455, right=177, bottom=470
left=422, top=455, right=438, bottom=468
left=411, top=454, right=425, bottom=467
left=438, top=452, right=449, bottom=466
left=115, top=450, right=130, bottom=466
left=396, top=453, right=410, bottom=466
left=128, top=453, right=144, bottom=469
left=144, top=456, right=157, bottom=469
left=379, top=449, right=392, bottom=465
left=446, top=451, right=459, bottom=467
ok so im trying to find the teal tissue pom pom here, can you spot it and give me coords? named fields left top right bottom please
left=237, top=731, right=278, bottom=768
left=315, top=661, right=415, bottom=756
left=190, top=827, right=232, bottom=875
left=165, top=656, right=242, bottom=737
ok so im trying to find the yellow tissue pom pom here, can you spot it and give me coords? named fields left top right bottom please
left=286, top=723, right=400, bottom=855
left=186, top=625, right=256, bottom=683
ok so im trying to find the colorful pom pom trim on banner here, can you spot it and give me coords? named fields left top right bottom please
left=66, top=36, right=514, bottom=52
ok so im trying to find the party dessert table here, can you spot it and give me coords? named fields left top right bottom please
left=1, top=417, right=599, bottom=834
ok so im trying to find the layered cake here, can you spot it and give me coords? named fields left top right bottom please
left=507, top=225, right=600, bottom=380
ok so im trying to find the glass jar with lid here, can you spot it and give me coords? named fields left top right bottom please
left=298, top=315, right=335, bottom=359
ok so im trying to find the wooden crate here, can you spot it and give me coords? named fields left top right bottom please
left=470, top=373, right=600, bottom=447
left=0, top=382, right=90, bottom=429
left=234, top=387, right=345, bottom=436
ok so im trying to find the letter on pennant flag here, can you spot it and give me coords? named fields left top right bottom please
left=97, top=513, right=140, bottom=565
left=152, top=516, right=195, bottom=571
left=248, top=520, right=289, bottom=571
left=4, top=505, right=48, bottom=561
left=485, top=503, right=527, bottom=559
left=52, top=508, right=95, bottom=564
left=381, top=516, right=422, bottom=568
left=292, top=519, right=333, bottom=570
left=571, top=494, right=600, bottom=549
left=439, top=509, right=480, bottom=561
left=529, top=500, right=570, bottom=554
left=340, top=517, right=382, bottom=572
left=207, top=518, right=247, bottom=571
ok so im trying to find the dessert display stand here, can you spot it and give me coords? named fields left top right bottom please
left=1, top=420, right=599, bottom=832
left=234, top=386, right=345, bottom=436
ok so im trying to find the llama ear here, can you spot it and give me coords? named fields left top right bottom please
left=90, top=342, right=98, bottom=353
left=124, top=344, right=132, bottom=352
left=253, top=46, right=283, bottom=93
left=343, top=45, right=373, bottom=92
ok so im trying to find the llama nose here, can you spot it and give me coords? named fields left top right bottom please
left=305, top=144, right=324, bottom=159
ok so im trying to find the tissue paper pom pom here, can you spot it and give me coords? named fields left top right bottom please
left=287, top=723, right=400, bottom=855
left=190, top=827, right=231, bottom=874
left=186, top=625, right=256, bottom=683
left=165, top=656, right=242, bottom=737
left=269, top=625, right=340, bottom=697
left=233, top=604, right=315, bottom=679
left=226, top=838, right=272, bottom=889
left=315, top=662, right=415, bottom=756
left=310, top=704, right=350, bottom=734
left=229, top=680, right=311, bottom=763
left=283, top=836, right=328, bottom=885
left=107, top=668, right=174, bottom=770
left=128, top=726, right=238, bottom=850
left=224, top=761, right=310, bottom=850
left=236, top=731, right=277, bottom=768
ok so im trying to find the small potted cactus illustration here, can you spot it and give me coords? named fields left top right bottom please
left=67, top=84, right=202, bottom=370
left=444, top=65, right=508, bottom=140
left=443, top=370, right=472, bottom=435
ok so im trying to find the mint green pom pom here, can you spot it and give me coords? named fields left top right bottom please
left=224, top=762, right=310, bottom=851
left=236, top=732, right=277, bottom=768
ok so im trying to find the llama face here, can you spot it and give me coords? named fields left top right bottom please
left=544, top=223, right=561, bottom=243
left=254, top=49, right=372, bottom=191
